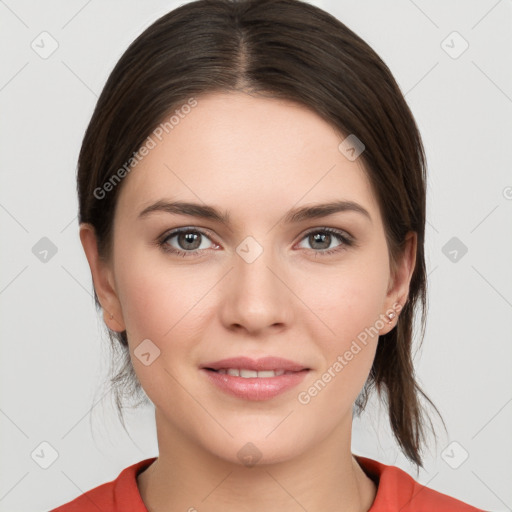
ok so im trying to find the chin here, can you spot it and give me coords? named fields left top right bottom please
left=199, top=428, right=309, bottom=468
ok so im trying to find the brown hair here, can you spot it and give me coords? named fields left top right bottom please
left=78, top=0, right=442, bottom=467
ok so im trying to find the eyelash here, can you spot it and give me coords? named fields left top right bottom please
left=156, top=226, right=354, bottom=258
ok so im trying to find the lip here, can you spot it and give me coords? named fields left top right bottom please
left=201, top=368, right=309, bottom=401
left=200, top=356, right=309, bottom=372
left=200, top=357, right=310, bottom=401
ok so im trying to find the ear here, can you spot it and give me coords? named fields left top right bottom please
left=379, top=231, right=417, bottom=335
left=79, top=223, right=126, bottom=332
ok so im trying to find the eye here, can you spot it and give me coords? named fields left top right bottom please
left=296, top=227, right=354, bottom=256
left=156, top=226, right=354, bottom=258
left=158, top=227, right=217, bottom=257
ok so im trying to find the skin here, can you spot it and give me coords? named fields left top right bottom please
left=80, top=91, right=416, bottom=512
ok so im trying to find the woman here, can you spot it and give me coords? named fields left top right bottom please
left=51, top=0, right=484, bottom=510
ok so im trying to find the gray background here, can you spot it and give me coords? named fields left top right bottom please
left=1, top=1, right=511, bottom=511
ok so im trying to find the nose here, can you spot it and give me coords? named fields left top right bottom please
left=218, top=239, right=294, bottom=335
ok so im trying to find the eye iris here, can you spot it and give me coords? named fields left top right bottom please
left=310, top=232, right=331, bottom=250
left=179, top=231, right=201, bottom=250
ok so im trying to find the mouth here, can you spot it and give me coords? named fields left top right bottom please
left=205, top=368, right=303, bottom=378
left=200, top=357, right=310, bottom=401
left=200, top=356, right=310, bottom=373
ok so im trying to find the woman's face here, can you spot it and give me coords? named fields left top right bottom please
left=82, top=91, right=413, bottom=465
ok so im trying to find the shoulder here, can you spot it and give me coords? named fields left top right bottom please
left=355, top=455, right=486, bottom=512
left=49, top=457, right=156, bottom=512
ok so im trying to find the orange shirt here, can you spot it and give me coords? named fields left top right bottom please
left=50, top=455, right=484, bottom=511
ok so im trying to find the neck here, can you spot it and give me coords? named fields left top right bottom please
left=137, top=410, right=377, bottom=512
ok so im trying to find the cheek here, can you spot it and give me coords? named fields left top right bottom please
left=116, top=263, right=202, bottom=346
left=294, top=303, right=382, bottom=423
left=113, top=258, right=208, bottom=405
left=111, top=232, right=194, bottom=345
left=295, top=250, right=390, bottom=399
left=301, top=253, right=390, bottom=344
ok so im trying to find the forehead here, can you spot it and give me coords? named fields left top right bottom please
left=115, top=91, right=380, bottom=225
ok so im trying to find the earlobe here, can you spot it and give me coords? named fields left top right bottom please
left=79, top=223, right=126, bottom=332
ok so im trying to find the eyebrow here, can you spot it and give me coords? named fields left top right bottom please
left=138, top=199, right=372, bottom=225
